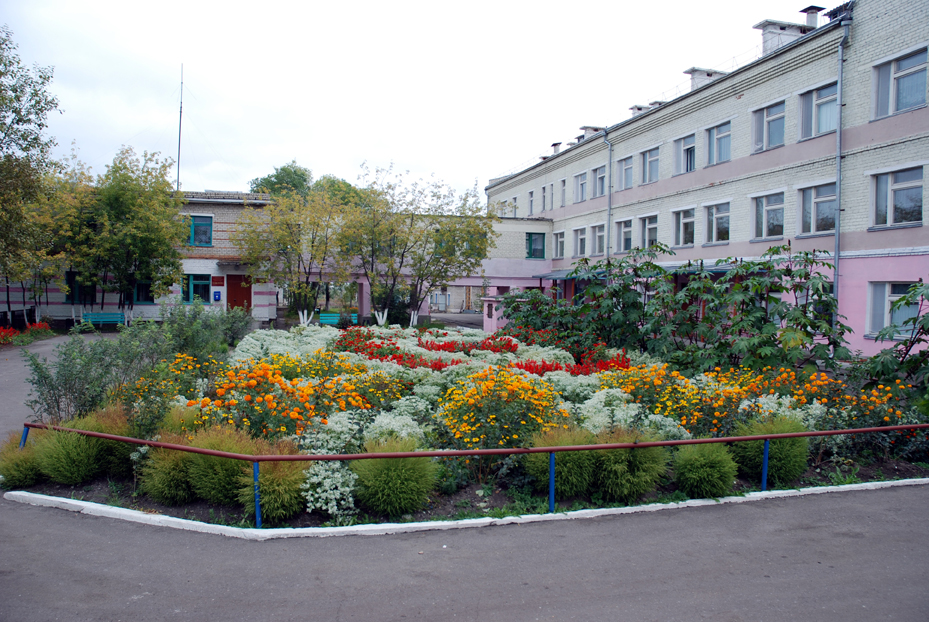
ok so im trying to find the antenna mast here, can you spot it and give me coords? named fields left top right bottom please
left=176, top=64, right=183, bottom=191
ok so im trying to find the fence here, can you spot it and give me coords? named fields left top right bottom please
left=18, top=422, right=929, bottom=528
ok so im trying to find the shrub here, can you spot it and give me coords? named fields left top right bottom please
left=187, top=427, right=257, bottom=505
left=236, top=440, right=306, bottom=525
left=158, top=405, right=197, bottom=435
left=70, top=406, right=133, bottom=478
left=351, top=437, right=439, bottom=517
left=673, top=442, right=738, bottom=499
left=0, top=431, right=44, bottom=489
left=138, top=433, right=195, bottom=505
left=730, top=417, right=809, bottom=485
left=524, top=427, right=596, bottom=499
left=594, top=429, right=667, bottom=503
left=34, top=429, right=102, bottom=485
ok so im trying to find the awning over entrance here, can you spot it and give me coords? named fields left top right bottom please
left=530, top=269, right=574, bottom=280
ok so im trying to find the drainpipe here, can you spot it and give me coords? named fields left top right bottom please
left=601, top=129, right=614, bottom=259
left=834, top=4, right=853, bottom=320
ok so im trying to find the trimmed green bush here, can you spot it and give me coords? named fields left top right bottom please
left=594, top=428, right=667, bottom=503
left=351, top=437, right=439, bottom=517
left=730, top=417, right=809, bottom=485
left=34, top=429, right=102, bottom=485
left=237, top=440, right=306, bottom=525
left=186, top=427, right=256, bottom=505
left=673, top=442, right=738, bottom=499
left=524, top=427, right=596, bottom=499
left=0, top=431, right=44, bottom=489
left=139, top=433, right=195, bottom=505
left=71, top=406, right=133, bottom=478
left=158, top=405, right=197, bottom=436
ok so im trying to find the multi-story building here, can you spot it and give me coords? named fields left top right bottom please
left=478, top=0, right=928, bottom=355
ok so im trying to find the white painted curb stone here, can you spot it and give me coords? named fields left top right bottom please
left=6, top=477, right=929, bottom=541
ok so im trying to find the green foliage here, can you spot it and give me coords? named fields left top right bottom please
left=34, top=429, right=102, bottom=485
left=236, top=441, right=306, bottom=525
left=594, top=429, right=668, bottom=503
left=138, top=433, right=194, bottom=505
left=867, top=280, right=929, bottom=390
left=249, top=160, right=313, bottom=197
left=0, top=431, right=43, bottom=489
left=70, top=406, right=133, bottom=478
left=186, top=428, right=256, bottom=506
left=524, top=428, right=596, bottom=499
left=730, top=417, right=809, bottom=485
left=351, top=437, right=439, bottom=517
left=672, top=442, right=738, bottom=499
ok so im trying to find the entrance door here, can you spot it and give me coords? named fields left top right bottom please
left=227, top=274, right=252, bottom=310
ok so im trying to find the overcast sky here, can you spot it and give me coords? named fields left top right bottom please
left=4, top=0, right=828, bottom=197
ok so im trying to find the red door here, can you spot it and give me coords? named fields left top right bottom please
left=227, top=275, right=252, bottom=310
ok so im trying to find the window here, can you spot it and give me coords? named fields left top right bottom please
left=541, top=186, right=547, bottom=212
left=560, top=180, right=566, bottom=207
left=574, top=172, right=588, bottom=202
left=754, top=192, right=785, bottom=238
left=707, top=122, right=731, bottom=165
left=641, top=148, right=659, bottom=183
left=181, top=274, right=211, bottom=303
left=134, top=282, right=155, bottom=304
left=592, top=225, right=605, bottom=255
left=526, top=233, right=545, bottom=259
left=800, top=84, right=838, bottom=138
left=673, top=209, right=695, bottom=246
left=871, top=283, right=920, bottom=335
left=592, top=166, right=607, bottom=198
left=801, top=183, right=837, bottom=233
left=550, top=184, right=554, bottom=210
left=618, top=157, right=633, bottom=190
left=616, top=220, right=633, bottom=252
left=640, top=216, right=658, bottom=247
left=190, top=215, right=213, bottom=246
left=752, top=102, right=786, bottom=152
left=875, top=49, right=927, bottom=118
left=511, top=197, right=517, bottom=217
left=674, top=135, right=696, bottom=174
left=706, top=203, right=730, bottom=243
left=554, top=232, right=565, bottom=258
left=573, top=228, right=587, bottom=256
left=875, top=167, right=923, bottom=226
left=529, top=191, right=534, bottom=215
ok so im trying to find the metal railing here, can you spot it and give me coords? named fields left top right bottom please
left=19, top=422, right=929, bottom=528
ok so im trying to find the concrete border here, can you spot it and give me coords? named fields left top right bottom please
left=7, top=478, right=929, bottom=541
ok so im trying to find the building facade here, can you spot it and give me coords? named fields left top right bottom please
left=480, top=0, right=928, bottom=355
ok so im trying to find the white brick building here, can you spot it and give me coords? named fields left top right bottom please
left=482, top=0, right=928, bottom=355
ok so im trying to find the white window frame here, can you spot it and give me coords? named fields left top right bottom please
left=641, top=147, right=660, bottom=184
left=553, top=230, right=565, bottom=259
left=559, top=179, right=566, bottom=207
left=704, top=201, right=731, bottom=243
left=615, top=219, right=633, bottom=252
left=752, top=100, right=786, bottom=153
left=528, top=191, right=534, bottom=215
left=574, top=172, right=588, bottom=203
left=799, top=183, right=837, bottom=234
left=870, top=282, right=920, bottom=335
left=592, top=166, right=607, bottom=198
left=873, top=46, right=928, bottom=119
left=617, top=156, right=634, bottom=190
left=799, top=82, right=838, bottom=139
left=510, top=196, right=518, bottom=218
left=673, top=134, right=696, bottom=175
left=872, top=166, right=923, bottom=227
left=672, top=206, right=696, bottom=246
left=751, top=191, right=786, bottom=239
left=639, top=214, right=658, bottom=247
left=573, top=227, right=587, bottom=257
left=541, top=186, right=547, bottom=212
left=706, top=121, right=732, bottom=166
left=591, top=223, right=606, bottom=255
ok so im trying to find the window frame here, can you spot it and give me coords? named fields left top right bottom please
left=673, top=134, right=696, bottom=175
left=528, top=191, right=534, bottom=215
left=751, top=191, right=786, bottom=239
left=510, top=197, right=518, bottom=218
left=525, top=232, right=545, bottom=259
left=871, top=282, right=920, bottom=336
left=706, top=121, right=732, bottom=166
left=874, top=47, right=928, bottom=119
left=641, top=147, right=660, bottom=184
left=541, top=186, right=547, bottom=212
left=799, top=82, right=838, bottom=139
left=133, top=281, right=156, bottom=305
left=872, top=166, right=923, bottom=227
left=181, top=273, right=212, bottom=304
left=592, top=165, right=607, bottom=198
left=672, top=207, right=696, bottom=246
left=189, top=214, right=214, bottom=247
left=559, top=179, right=566, bottom=207
left=573, top=227, right=587, bottom=257
left=574, top=172, right=588, bottom=203
left=704, top=202, right=731, bottom=244
left=618, top=156, right=634, bottom=190
left=591, top=223, right=606, bottom=255
left=553, top=231, right=565, bottom=259
left=615, top=220, right=633, bottom=253
left=752, top=101, right=786, bottom=153
left=800, top=182, right=837, bottom=234
left=639, top=214, right=658, bottom=248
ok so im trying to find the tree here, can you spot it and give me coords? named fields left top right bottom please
left=232, top=181, right=347, bottom=323
left=249, top=160, right=313, bottom=197
left=0, top=25, right=60, bottom=322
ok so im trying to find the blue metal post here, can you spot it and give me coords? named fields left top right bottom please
left=253, top=462, right=262, bottom=528
left=548, top=452, right=555, bottom=513
left=19, top=426, right=29, bottom=449
left=761, top=439, right=770, bottom=492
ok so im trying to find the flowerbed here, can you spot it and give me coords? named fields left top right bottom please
left=0, top=322, right=55, bottom=346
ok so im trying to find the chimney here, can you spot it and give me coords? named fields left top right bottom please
left=630, top=104, right=649, bottom=117
left=551, top=142, right=562, bottom=155
left=801, top=5, right=825, bottom=28
left=580, top=126, right=602, bottom=139
left=753, top=19, right=814, bottom=55
left=683, top=67, right=729, bottom=91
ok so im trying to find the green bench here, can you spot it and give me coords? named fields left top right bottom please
left=318, top=313, right=358, bottom=326
left=82, top=312, right=126, bottom=326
